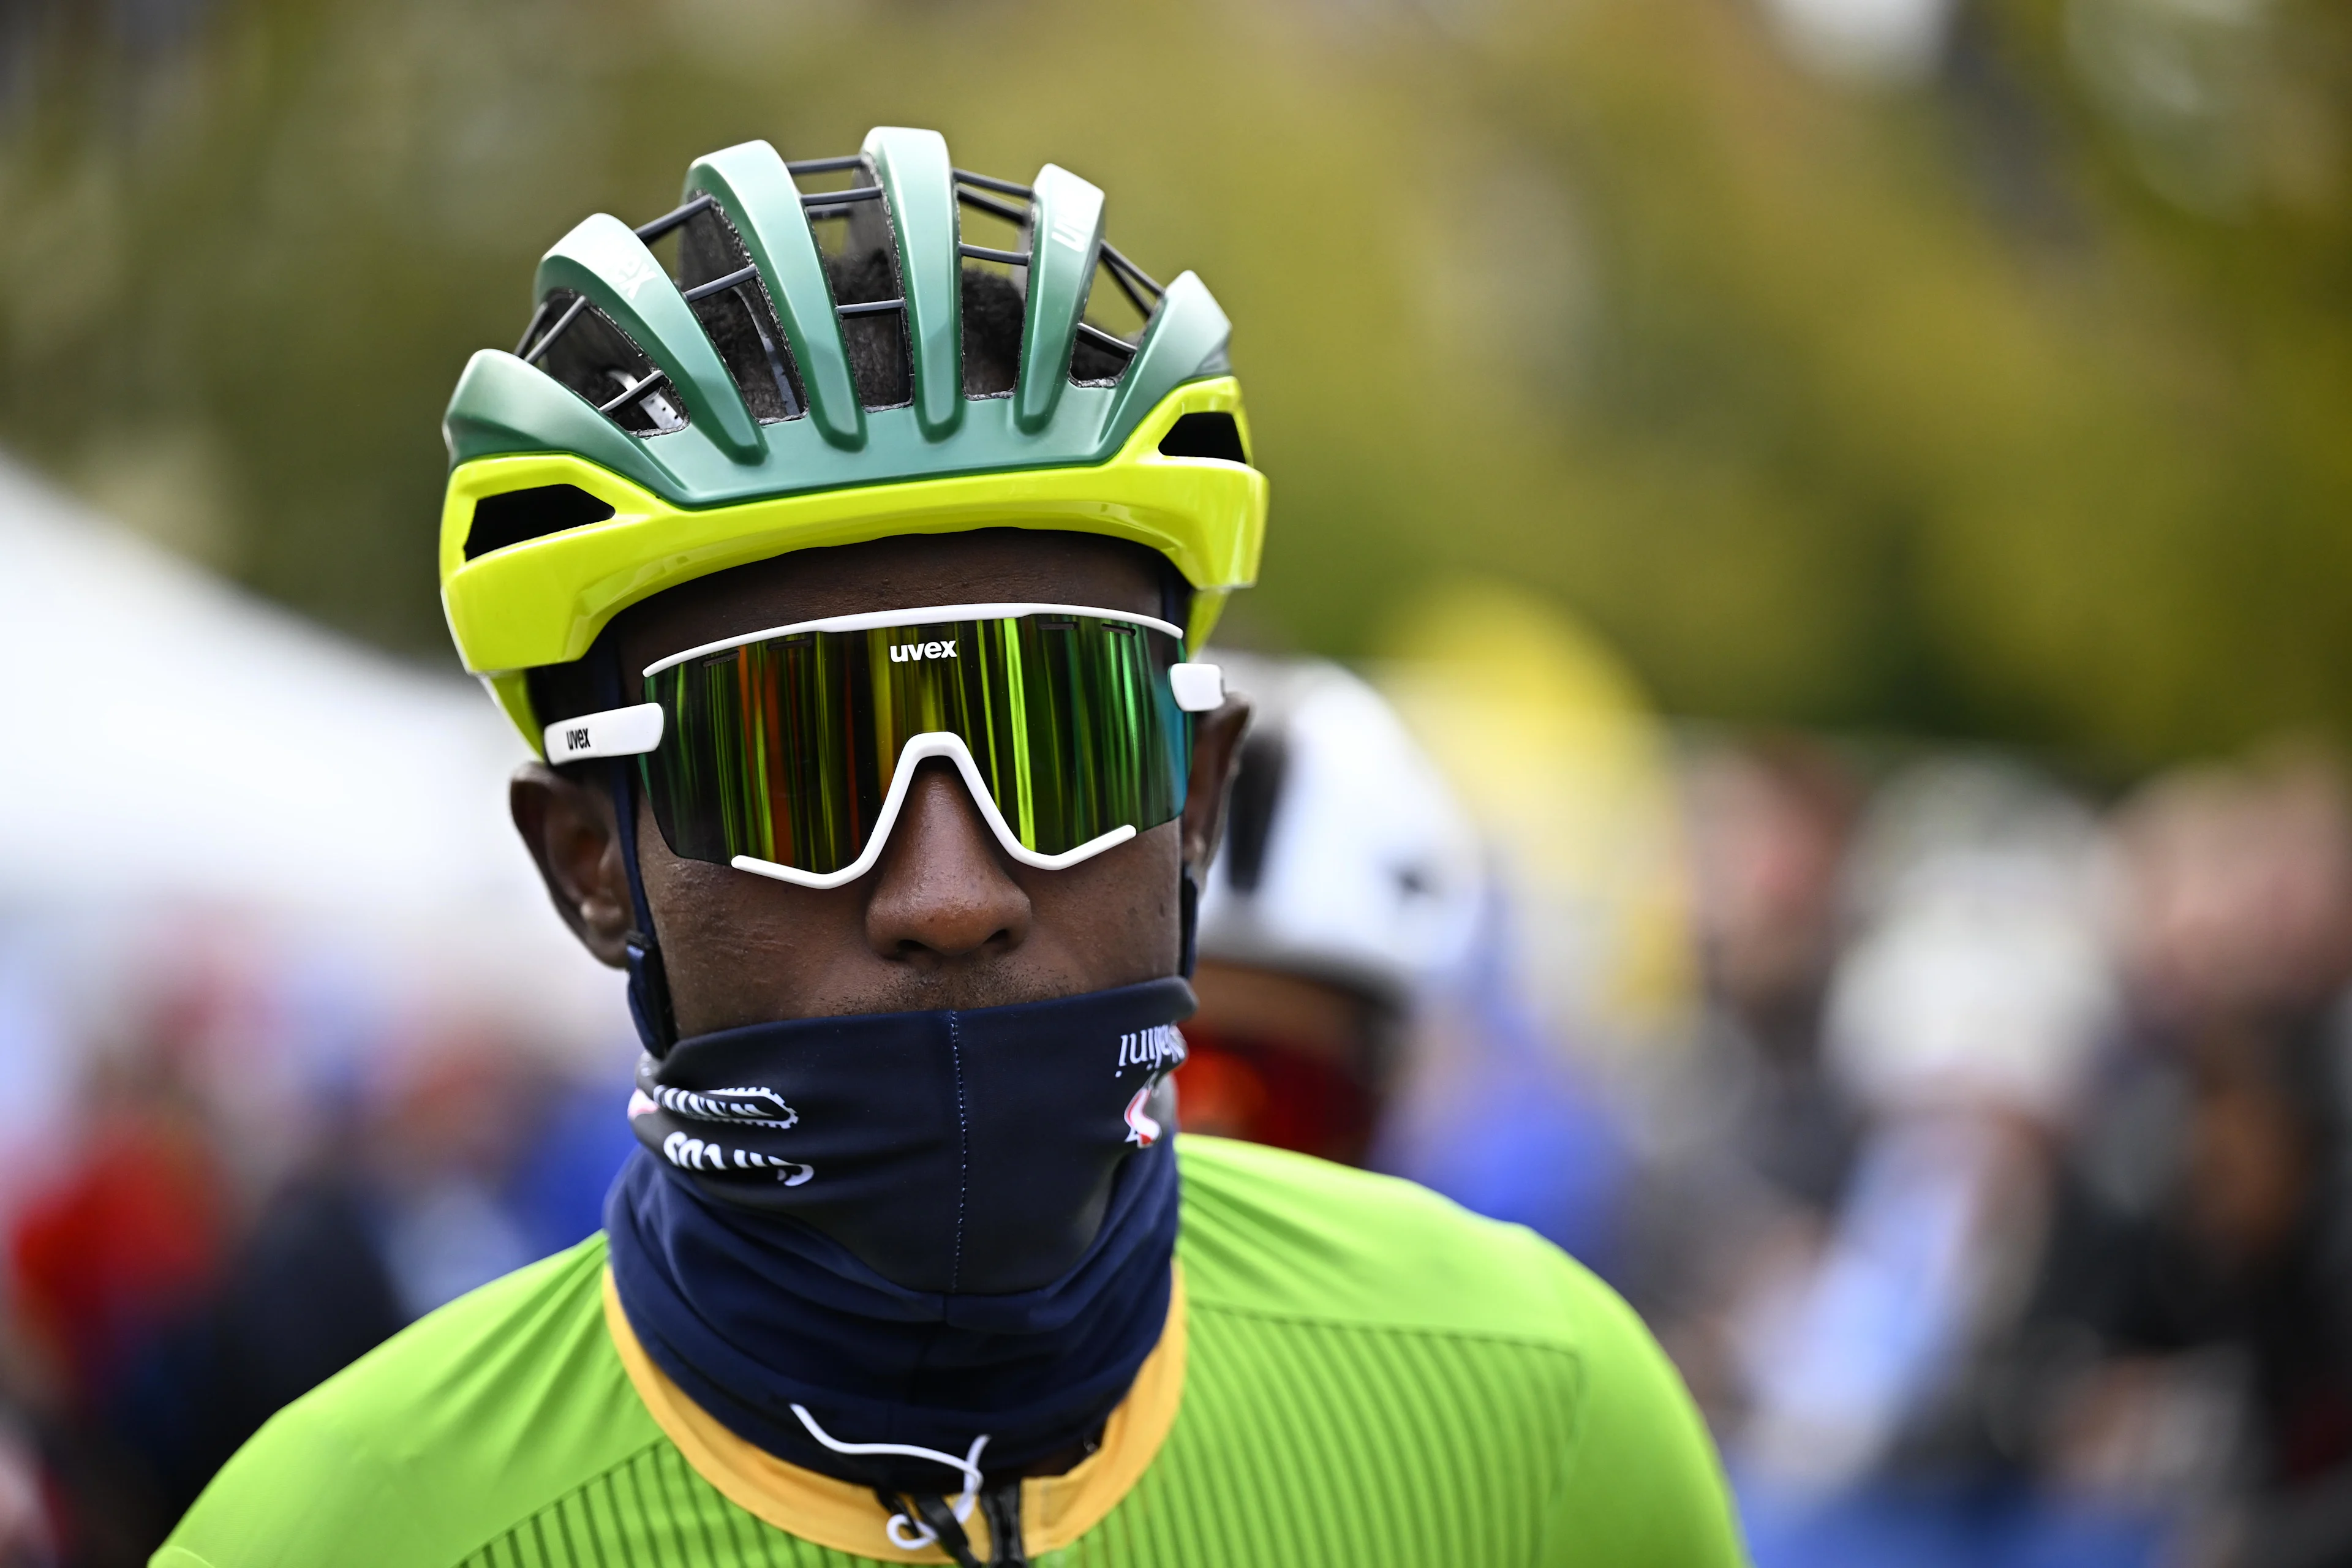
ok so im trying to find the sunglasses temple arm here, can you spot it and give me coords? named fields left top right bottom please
left=541, top=702, right=666, bottom=763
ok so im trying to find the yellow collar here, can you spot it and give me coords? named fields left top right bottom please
left=602, top=1262, right=1186, bottom=1563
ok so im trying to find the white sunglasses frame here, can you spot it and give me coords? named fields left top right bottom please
left=540, top=603, right=1224, bottom=891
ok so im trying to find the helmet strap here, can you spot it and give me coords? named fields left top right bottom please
left=1164, top=560, right=1199, bottom=986
left=616, top=791, right=679, bottom=1058
left=1178, top=865, right=1200, bottom=981
left=594, top=645, right=679, bottom=1055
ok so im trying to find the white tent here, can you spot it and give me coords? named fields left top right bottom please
left=0, top=455, right=620, bottom=1046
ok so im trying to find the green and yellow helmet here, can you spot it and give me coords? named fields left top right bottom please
left=437, top=127, right=1268, bottom=754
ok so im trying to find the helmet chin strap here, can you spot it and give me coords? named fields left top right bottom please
left=614, top=774, right=679, bottom=1057
left=595, top=646, right=679, bottom=1056
left=1178, top=864, right=1200, bottom=981
left=1165, top=570, right=1202, bottom=987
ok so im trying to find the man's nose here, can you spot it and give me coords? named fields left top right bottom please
left=864, top=761, right=1033, bottom=962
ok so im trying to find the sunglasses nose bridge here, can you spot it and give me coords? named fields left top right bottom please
left=878, top=732, right=1140, bottom=876
left=863, top=750, right=1036, bottom=964
left=884, top=732, right=1001, bottom=848
left=900, top=748, right=993, bottom=841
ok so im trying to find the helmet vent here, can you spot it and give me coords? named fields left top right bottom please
left=955, top=184, right=1028, bottom=399
left=522, top=291, right=688, bottom=436
left=502, top=153, right=1188, bottom=443
left=1159, top=412, right=1248, bottom=464
left=962, top=267, right=1024, bottom=398
left=1071, top=246, right=1158, bottom=386
left=951, top=170, right=1158, bottom=389
left=464, top=484, right=617, bottom=561
left=799, top=157, right=913, bottom=410
left=675, top=203, right=807, bottom=423
left=831, top=249, right=913, bottom=410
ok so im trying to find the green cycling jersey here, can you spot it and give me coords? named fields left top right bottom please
left=157, top=1136, right=1743, bottom=1567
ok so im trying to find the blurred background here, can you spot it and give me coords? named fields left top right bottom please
left=0, top=0, right=2346, bottom=1563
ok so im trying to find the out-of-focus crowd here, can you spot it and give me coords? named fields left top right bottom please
left=0, top=923, right=639, bottom=1567
left=1166, top=638, right=2352, bottom=1568
left=1640, top=738, right=2352, bottom=1568
left=5, top=659, right=2351, bottom=1568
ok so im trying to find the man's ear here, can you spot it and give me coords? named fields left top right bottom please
left=1180, top=695, right=1252, bottom=880
left=511, top=763, right=636, bottom=970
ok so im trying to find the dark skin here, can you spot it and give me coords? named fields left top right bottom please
left=511, top=528, right=1250, bottom=1039
left=511, top=530, right=1246, bottom=1482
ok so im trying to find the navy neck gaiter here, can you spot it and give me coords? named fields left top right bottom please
left=603, top=977, right=1193, bottom=1491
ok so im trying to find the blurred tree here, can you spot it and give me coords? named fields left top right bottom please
left=0, top=0, right=2343, bottom=769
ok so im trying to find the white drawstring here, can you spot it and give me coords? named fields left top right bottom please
left=790, top=1403, right=990, bottom=1550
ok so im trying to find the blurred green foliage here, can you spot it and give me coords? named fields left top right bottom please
left=0, top=0, right=2345, bottom=769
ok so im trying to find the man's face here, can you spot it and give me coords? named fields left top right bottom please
left=513, top=530, right=1250, bottom=1036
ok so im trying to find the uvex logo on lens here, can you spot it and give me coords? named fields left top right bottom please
left=889, top=639, right=959, bottom=663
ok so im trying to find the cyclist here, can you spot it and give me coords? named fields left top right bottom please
left=158, top=129, right=1741, bottom=1567
left=1179, top=650, right=1484, bottom=1164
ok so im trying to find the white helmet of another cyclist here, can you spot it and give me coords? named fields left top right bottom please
left=1196, top=653, right=1485, bottom=1010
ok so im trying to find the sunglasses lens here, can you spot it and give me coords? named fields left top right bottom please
left=639, top=613, right=1190, bottom=876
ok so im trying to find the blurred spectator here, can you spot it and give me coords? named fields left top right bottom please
left=361, top=1038, right=543, bottom=1321
left=1626, top=734, right=1863, bottom=1428
left=1725, top=758, right=2152, bottom=1566
left=1750, top=764, right=2113, bottom=1440
left=2119, top=747, right=2352, bottom=1030
left=4, top=1014, right=232, bottom=1566
left=0, top=937, right=638, bottom=1566
left=2024, top=747, right=2352, bottom=1567
left=9, top=1058, right=227, bottom=1425
left=145, top=1032, right=634, bottom=1518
